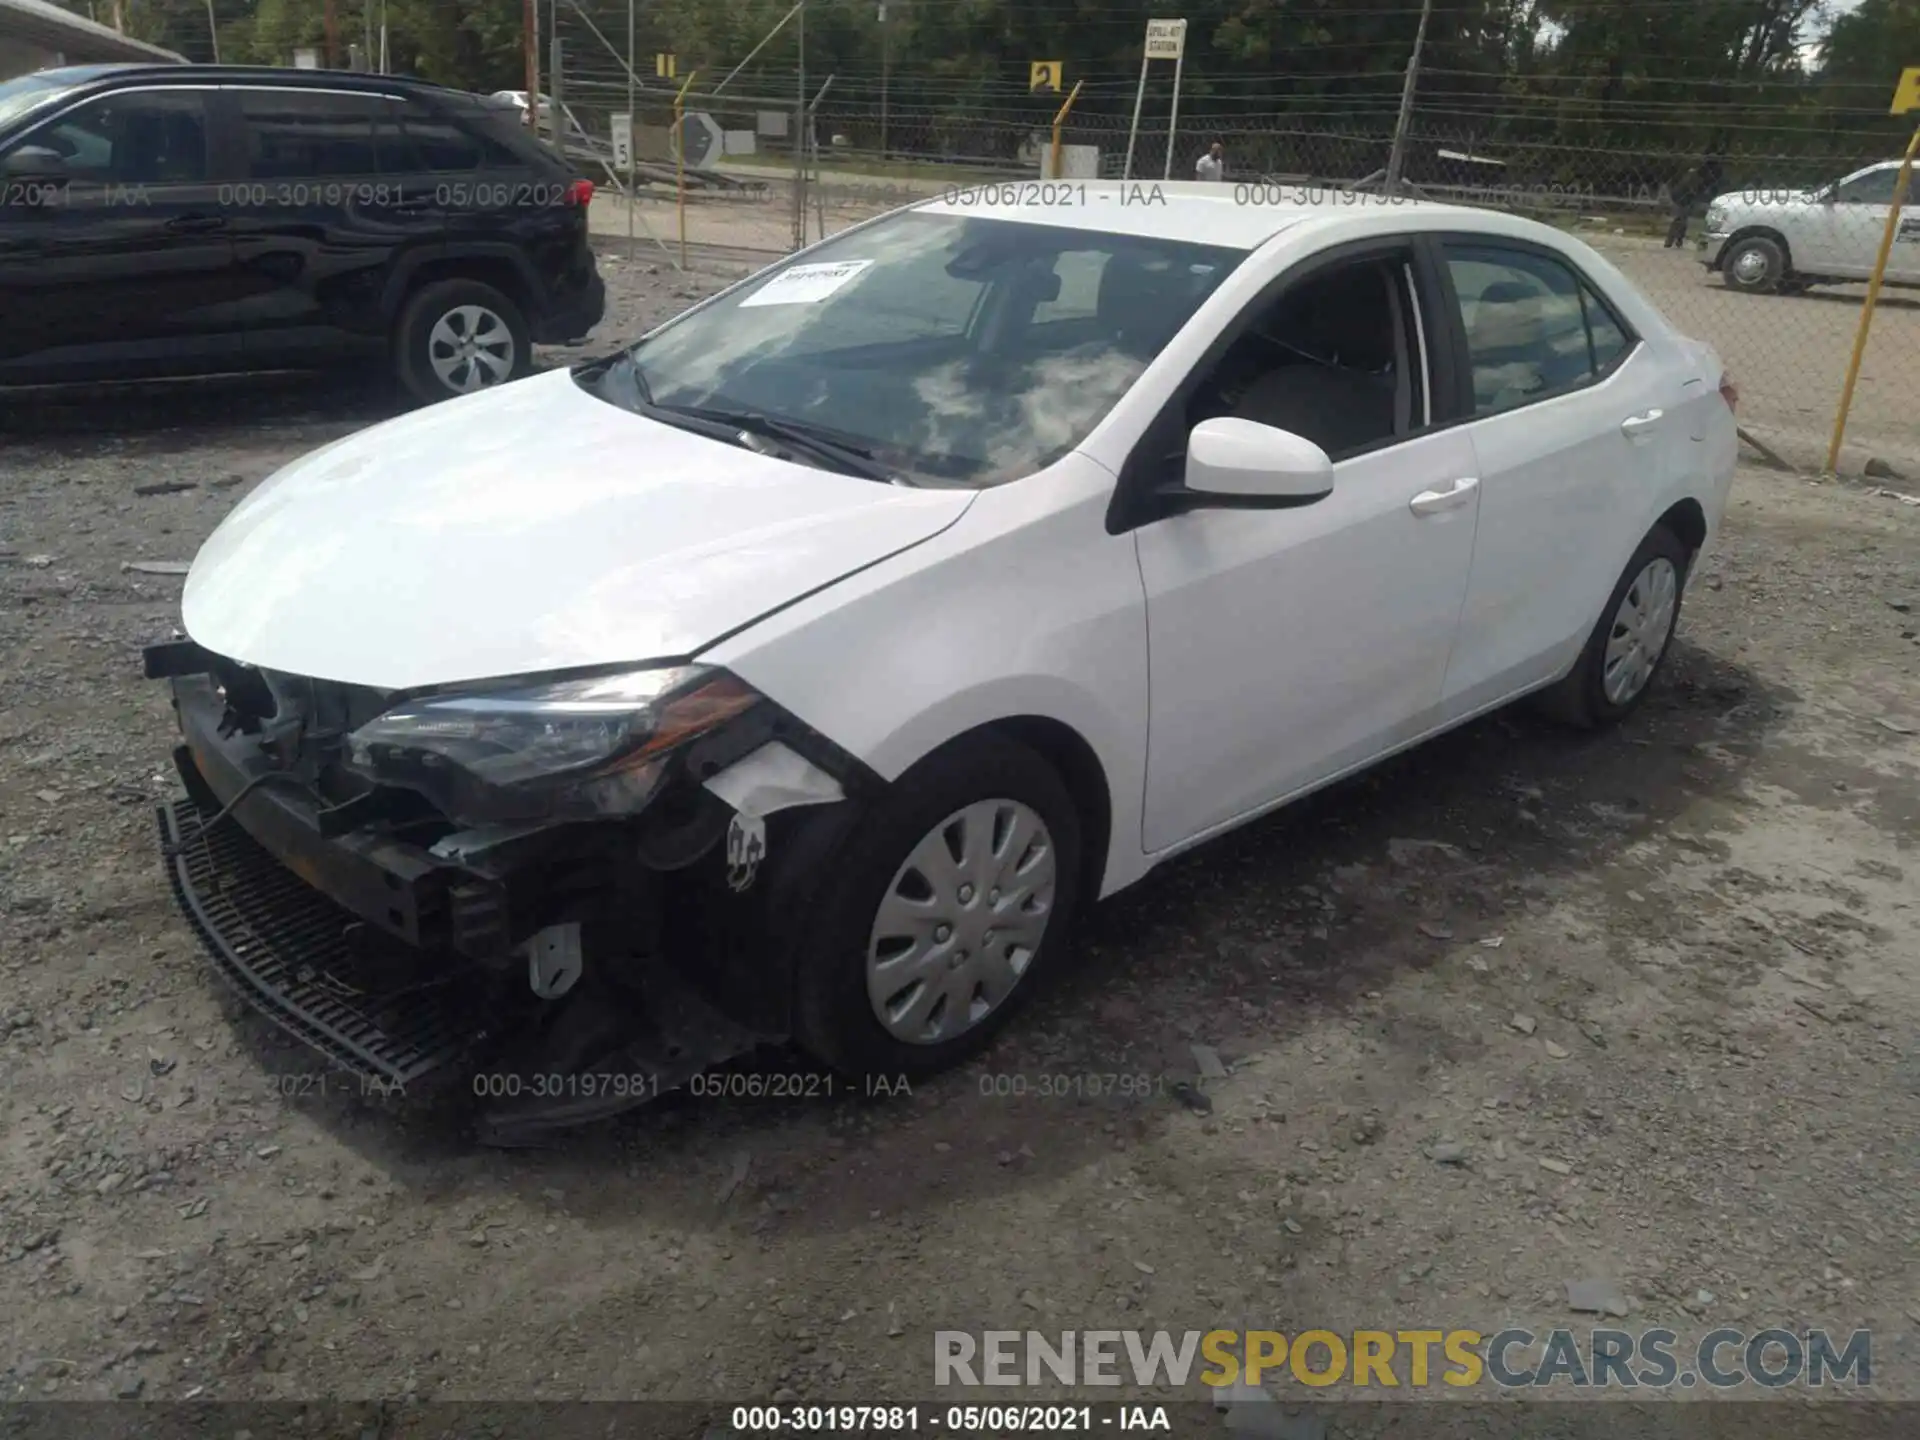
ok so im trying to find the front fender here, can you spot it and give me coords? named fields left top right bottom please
left=701, top=457, right=1154, bottom=898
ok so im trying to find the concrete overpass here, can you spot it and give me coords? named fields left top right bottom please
left=0, top=0, right=182, bottom=81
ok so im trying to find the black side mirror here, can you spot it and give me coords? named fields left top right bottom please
left=2, top=146, right=68, bottom=180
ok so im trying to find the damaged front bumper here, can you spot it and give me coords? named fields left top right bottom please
left=147, top=642, right=872, bottom=1144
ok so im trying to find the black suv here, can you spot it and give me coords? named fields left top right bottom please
left=0, top=64, right=606, bottom=403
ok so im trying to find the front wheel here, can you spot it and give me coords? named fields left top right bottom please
left=1720, top=235, right=1786, bottom=295
left=393, top=279, right=531, bottom=404
left=791, top=733, right=1083, bottom=1081
left=1536, top=525, right=1689, bottom=729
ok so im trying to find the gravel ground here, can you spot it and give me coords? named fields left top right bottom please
left=2, top=251, right=1918, bottom=1418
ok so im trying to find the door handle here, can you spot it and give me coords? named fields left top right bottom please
left=1409, top=475, right=1479, bottom=515
left=164, top=213, right=225, bottom=233
left=1620, top=408, right=1664, bottom=440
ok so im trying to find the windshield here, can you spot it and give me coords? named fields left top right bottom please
left=606, top=211, right=1245, bottom=487
left=0, top=69, right=113, bottom=131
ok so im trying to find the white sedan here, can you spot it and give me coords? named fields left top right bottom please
left=154, top=184, right=1738, bottom=1136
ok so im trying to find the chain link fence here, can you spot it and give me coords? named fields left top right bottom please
left=551, top=16, right=1919, bottom=475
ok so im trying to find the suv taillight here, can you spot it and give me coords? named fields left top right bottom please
left=565, top=179, right=594, bottom=206
left=1719, top=373, right=1739, bottom=412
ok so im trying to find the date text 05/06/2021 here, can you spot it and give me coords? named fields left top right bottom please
left=729, top=1404, right=1173, bottom=1433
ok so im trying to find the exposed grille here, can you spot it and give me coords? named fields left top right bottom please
left=158, top=798, right=488, bottom=1085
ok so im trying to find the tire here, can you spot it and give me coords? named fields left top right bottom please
left=791, top=732, right=1083, bottom=1080
left=1535, top=524, right=1690, bottom=730
left=1720, top=235, right=1786, bottom=295
left=393, top=278, right=531, bottom=405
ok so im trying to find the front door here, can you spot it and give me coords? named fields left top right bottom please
left=0, top=86, right=244, bottom=384
left=1804, top=165, right=1907, bottom=280
left=1135, top=243, right=1480, bottom=852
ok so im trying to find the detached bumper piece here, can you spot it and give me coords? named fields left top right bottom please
left=159, top=796, right=487, bottom=1087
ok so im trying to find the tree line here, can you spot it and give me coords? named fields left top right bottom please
left=76, top=0, right=1920, bottom=169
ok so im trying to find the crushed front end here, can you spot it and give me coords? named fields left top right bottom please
left=145, top=640, right=873, bottom=1144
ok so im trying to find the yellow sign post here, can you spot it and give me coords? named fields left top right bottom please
left=1827, top=67, right=1920, bottom=474
left=674, top=70, right=698, bottom=271
left=1030, top=61, right=1063, bottom=94
left=656, top=52, right=676, bottom=79
left=1049, top=79, right=1084, bottom=181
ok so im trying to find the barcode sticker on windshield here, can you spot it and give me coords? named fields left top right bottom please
left=739, top=259, right=873, bottom=308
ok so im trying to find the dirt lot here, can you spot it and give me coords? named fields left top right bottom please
left=2, top=254, right=1918, bottom=1422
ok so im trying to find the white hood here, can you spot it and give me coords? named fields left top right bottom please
left=182, top=369, right=974, bottom=690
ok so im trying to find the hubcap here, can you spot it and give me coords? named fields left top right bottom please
left=866, top=799, right=1057, bottom=1045
left=426, top=305, right=515, bottom=393
left=1603, top=557, right=1679, bottom=706
left=1731, top=246, right=1769, bottom=284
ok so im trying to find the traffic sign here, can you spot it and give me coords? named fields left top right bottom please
left=1030, top=61, right=1063, bottom=94
left=656, top=52, right=677, bottom=79
left=1145, top=18, right=1187, bottom=60
left=1893, top=67, right=1920, bottom=115
left=675, top=110, right=725, bottom=168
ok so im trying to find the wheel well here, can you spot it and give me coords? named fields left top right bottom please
left=981, top=716, right=1114, bottom=906
left=1657, top=498, right=1707, bottom=558
left=398, top=258, right=534, bottom=323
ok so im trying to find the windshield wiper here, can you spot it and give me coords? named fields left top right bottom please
left=575, top=363, right=900, bottom=483
left=657, top=405, right=898, bottom=483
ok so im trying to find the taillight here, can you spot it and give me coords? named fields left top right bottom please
left=1718, top=373, right=1738, bottom=412
left=565, top=179, right=594, bottom=206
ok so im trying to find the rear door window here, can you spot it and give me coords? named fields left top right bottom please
left=235, top=89, right=388, bottom=178
left=399, top=101, right=484, bottom=171
left=1444, top=245, right=1604, bottom=414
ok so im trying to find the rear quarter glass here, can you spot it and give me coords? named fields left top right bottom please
left=447, top=97, right=571, bottom=174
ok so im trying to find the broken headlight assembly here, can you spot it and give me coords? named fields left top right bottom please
left=343, top=665, right=760, bottom=826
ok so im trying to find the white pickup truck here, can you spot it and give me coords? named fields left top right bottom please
left=1700, top=160, right=1919, bottom=294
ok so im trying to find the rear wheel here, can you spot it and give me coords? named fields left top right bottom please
left=394, top=279, right=531, bottom=404
left=791, top=733, right=1082, bottom=1080
left=1721, top=235, right=1786, bottom=295
left=1536, top=525, right=1689, bottom=729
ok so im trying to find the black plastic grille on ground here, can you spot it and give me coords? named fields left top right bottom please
left=157, top=799, right=485, bottom=1085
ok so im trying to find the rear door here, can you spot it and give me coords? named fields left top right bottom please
left=0, top=85, right=244, bottom=383
left=1434, top=239, right=1679, bottom=719
left=222, top=85, right=445, bottom=365
left=396, top=95, right=556, bottom=271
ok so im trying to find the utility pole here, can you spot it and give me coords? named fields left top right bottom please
left=1384, top=0, right=1432, bottom=195
left=525, top=0, right=540, bottom=128
left=878, top=2, right=889, bottom=160
left=205, top=0, right=219, bottom=60
left=363, top=0, right=372, bottom=70
left=324, top=0, right=338, bottom=66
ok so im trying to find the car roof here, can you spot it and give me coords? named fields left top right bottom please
left=22, top=62, right=467, bottom=100
left=911, top=180, right=1501, bottom=252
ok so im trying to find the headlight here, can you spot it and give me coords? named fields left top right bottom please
left=345, top=665, right=760, bottom=825
left=1705, top=202, right=1727, bottom=230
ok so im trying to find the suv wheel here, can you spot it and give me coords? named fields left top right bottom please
left=1721, top=235, right=1786, bottom=295
left=395, top=279, right=531, bottom=404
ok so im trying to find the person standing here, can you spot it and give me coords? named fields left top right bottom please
left=1196, top=141, right=1225, bottom=182
left=1666, top=154, right=1724, bottom=249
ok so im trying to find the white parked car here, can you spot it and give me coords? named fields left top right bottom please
left=149, top=185, right=1738, bottom=1141
left=1702, top=160, right=1919, bottom=293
